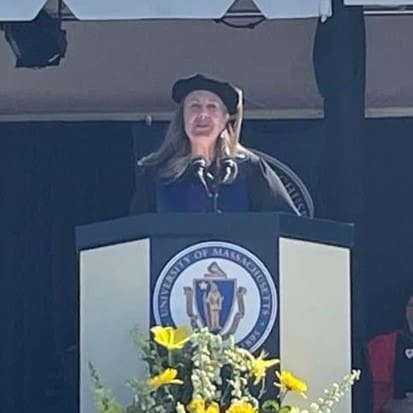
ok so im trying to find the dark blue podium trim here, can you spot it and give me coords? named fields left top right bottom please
left=75, top=213, right=353, bottom=252
left=277, top=213, right=354, bottom=248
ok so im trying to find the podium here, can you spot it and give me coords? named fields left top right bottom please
left=76, top=213, right=353, bottom=413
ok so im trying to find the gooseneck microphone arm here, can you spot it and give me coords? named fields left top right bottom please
left=191, top=157, right=224, bottom=213
left=208, top=157, right=238, bottom=213
left=191, top=157, right=212, bottom=198
left=220, top=157, right=238, bottom=184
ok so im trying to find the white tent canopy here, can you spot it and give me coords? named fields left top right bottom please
left=345, top=0, right=413, bottom=5
left=0, top=1, right=413, bottom=121
left=0, top=18, right=324, bottom=121
left=0, top=0, right=332, bottom=21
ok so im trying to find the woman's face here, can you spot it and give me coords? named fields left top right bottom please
left=183, top=90, right=229, bottom=146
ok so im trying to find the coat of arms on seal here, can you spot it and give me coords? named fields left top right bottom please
left=185, top=261, right=246, bottom=338
left=153, top=241, right=278, bottom=351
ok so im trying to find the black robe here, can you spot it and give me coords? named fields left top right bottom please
left=129, top=153, right=299, bottom=215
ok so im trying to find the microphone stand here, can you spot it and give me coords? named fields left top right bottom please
left=211, top=187, right=221, bottom=214
left=191, top=157, right=225, bottom=214
left=210, top=177, right=223, bottom=214
left=210, top=158, right=237, bottom=213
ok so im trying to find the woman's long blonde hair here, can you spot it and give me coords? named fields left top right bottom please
left=139, top=88, right=250, bottom=179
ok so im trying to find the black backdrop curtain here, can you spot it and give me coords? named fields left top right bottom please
left=0, top=122, right=135, bottom=413
left=313, top=2, right=368, bottom=409
left=363, top=118, right=413, bottom=335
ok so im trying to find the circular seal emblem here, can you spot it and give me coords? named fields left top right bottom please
left=153, top=241, right=277, bottom=351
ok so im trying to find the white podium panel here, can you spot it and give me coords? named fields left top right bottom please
left=80, top=239, right=150, bottom=413
left=280, top=237, right=351, bottom=411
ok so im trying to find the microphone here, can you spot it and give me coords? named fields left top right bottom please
left=191, top=157, right=212, bottom=197
left=220, top=158, right=238, bottom=184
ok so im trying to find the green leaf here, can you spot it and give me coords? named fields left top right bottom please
left=261, top=400, right=280, bottom=413
left=96, top=399, right=125, bottom=413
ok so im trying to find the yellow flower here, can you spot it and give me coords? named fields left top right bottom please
left=147, top=368, right=183, bottom=389
left=274, top=371, right=307, bottom=397
left=205, top=402, right=220, bottom=413
left=188, top=399, right=219, bottom=413
left=250, top=350, right=279, bottom=385
left=226, top=401, right=256, bottom=413
left=151, top=326, right=190, bottom=350
left=188, top=398, right=205, bottom=413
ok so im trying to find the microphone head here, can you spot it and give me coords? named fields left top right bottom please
left=221, top=157, right=236, bottom=168
left=220, top=157, right=238, bottom=183
left=191, top=156, right=207, bottom=169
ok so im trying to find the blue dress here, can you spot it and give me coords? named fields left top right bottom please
left=129, top=154, right=298, bottom=215
left=156, top=166, right=249, bottom=213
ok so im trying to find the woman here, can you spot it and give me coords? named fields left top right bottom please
left=368, top=291, right=413, bottom=413
left=129, top=73, right=298, bottom=215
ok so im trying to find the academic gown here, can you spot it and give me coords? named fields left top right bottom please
left=129, top=153, right=299, bottom=215
left=367, top=331, right=413, bottom=413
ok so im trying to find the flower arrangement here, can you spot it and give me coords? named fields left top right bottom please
left=90, top=326, right=360, bottom=413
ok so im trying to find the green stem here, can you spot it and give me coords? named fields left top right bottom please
left=168, top=350, right=173, bottom=367
left=279, top=389, right=289, bottom=404
left=258, top=378, right=266, bottom=399
left=221, top=382, right=231, bottom=405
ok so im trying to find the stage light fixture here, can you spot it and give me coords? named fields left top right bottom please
left=3, top=9, right=67, bottom=68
